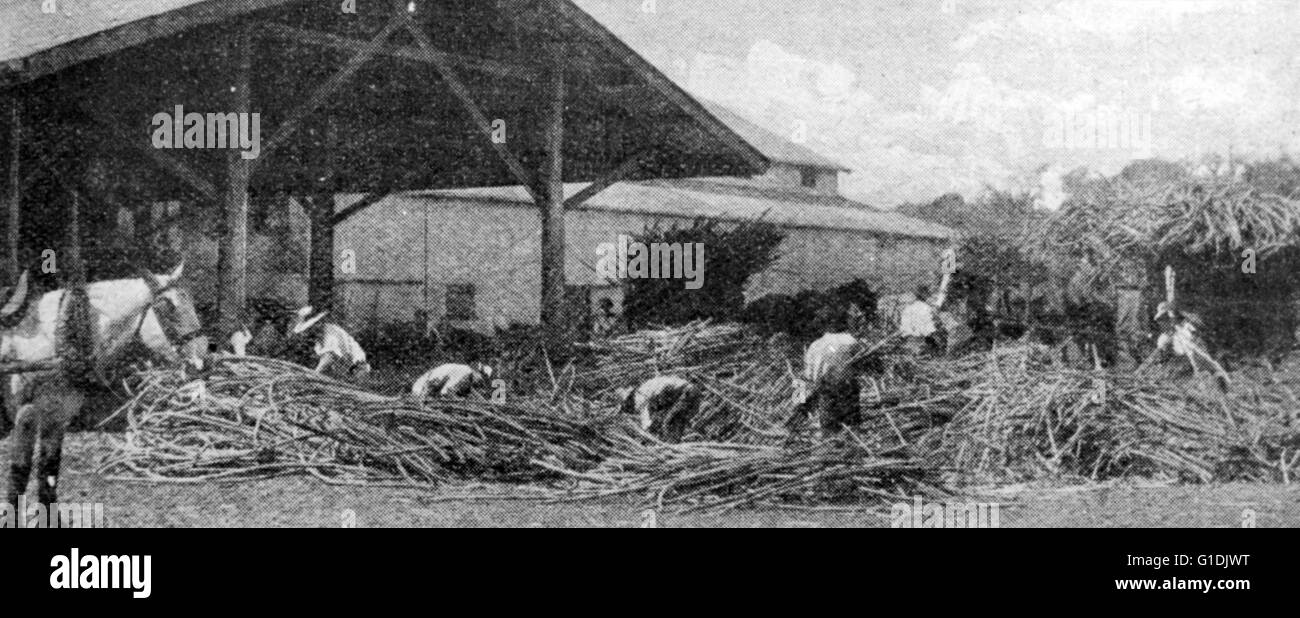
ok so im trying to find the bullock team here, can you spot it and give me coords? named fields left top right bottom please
left=1, top=265, right=209, bottom=509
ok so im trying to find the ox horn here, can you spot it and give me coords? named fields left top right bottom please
left=146, top=261, right=185, bottom=292
left=136, top=264, right=165, bottom=294
left=0, top=271, right=30, bottom=319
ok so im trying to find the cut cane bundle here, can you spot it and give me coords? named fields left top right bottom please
left=100, top=356, right=618, bottom=485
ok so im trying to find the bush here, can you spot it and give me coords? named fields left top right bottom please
left=827, top=278, right=879, bottom=326
left=623, top=217, right=784, bottom=328
left=742, top=279, right=878, bottom=339
left=357, top=321, right=440, bottom=370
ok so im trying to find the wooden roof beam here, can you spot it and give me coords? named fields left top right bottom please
left=84, top=107, right=219, bottom=202
left=330, top=191, right=390, bottom=227
left=255, top=13, right=406, bottom=171
left=403, top=13, right=539, bottom=203
left=257, top=23, right=536, bottom=81
left=564, top=150, right=653, bottom=209
left=138, top=145, right=219, bottom=202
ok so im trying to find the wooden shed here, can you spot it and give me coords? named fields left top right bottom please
left=0, top=0, right=768, bottom=336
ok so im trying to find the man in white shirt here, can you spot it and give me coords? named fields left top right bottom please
left=618, top=375, right=701, bottom=443
left=411, top=363, right=494, bottom=400
left=900, top=286, right=938, bottom=355
left=313, top=323, right=371, bottom=378
left=1153, top=301, right=1229, bottom=390
left=795, top=332, right=863, bottom=436
left=289, top=306, right=371, bottom=379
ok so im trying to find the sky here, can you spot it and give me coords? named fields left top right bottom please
left=573, top=0, right=1300, bottom=208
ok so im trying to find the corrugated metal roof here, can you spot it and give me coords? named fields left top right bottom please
left=403, top=182, right=954, bottom=240
left=698, top=100, right=850, bottom=172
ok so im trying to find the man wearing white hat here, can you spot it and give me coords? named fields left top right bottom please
left=289, top=306, right=371, bottom=379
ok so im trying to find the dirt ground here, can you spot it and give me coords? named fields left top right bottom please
left=3, top=433, right=1299, bottom=528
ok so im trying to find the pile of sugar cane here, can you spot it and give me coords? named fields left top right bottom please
left=544, top=434, right=945, bottom=514
left=573, top=321, right=839, bottom=444
left=572, top=322, right=759, bottom=393
left=98, top=326, right=1300, bottom=512
left=99, top=356, right=620, bottom=485
left=97, top=346, right=944, bottom=512
left=572, top=323, right=940, bottom=448
left=907, top=344, right=1300, bottom=483
left=539, top=323, right=947, bottom=511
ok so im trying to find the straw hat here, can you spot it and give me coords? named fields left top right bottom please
left=290, top=305, right=328, bottom=335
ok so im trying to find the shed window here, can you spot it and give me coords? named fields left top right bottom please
left=801, top=168, right=818, bottom=189
left=446, top=284, right=477, bottom=320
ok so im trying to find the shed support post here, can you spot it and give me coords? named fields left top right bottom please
left=67, top=193, right=83, bottom=284
left=219, top=23, right=253, bottom=333
left=3, top=95, right=20, bottom=285
left=307, top=191, right=335, bottom=314
left=306, top=114, right=341, bottom=315
left=538, top=41, right=566, bottom=336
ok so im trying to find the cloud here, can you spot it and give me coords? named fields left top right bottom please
left=1016, top=0, right=1261, bottom=41
left=670, top=2, right=1296, bottom=208
left=687, top=43, right=1037, bottom=205
left=920, top=63, right=1046, bottom=132
left=954, top=19, right=1009, bottom=52
left=1168, top=65, right=1267, bottom=114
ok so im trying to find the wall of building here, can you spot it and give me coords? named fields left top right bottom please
left=746, top=228, right=945, bottom=298
left=331, top=195, right=946, bottom=334
left=138, top=190, right=941, bottom=336
left=759, top=162, right=840, bottom=195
